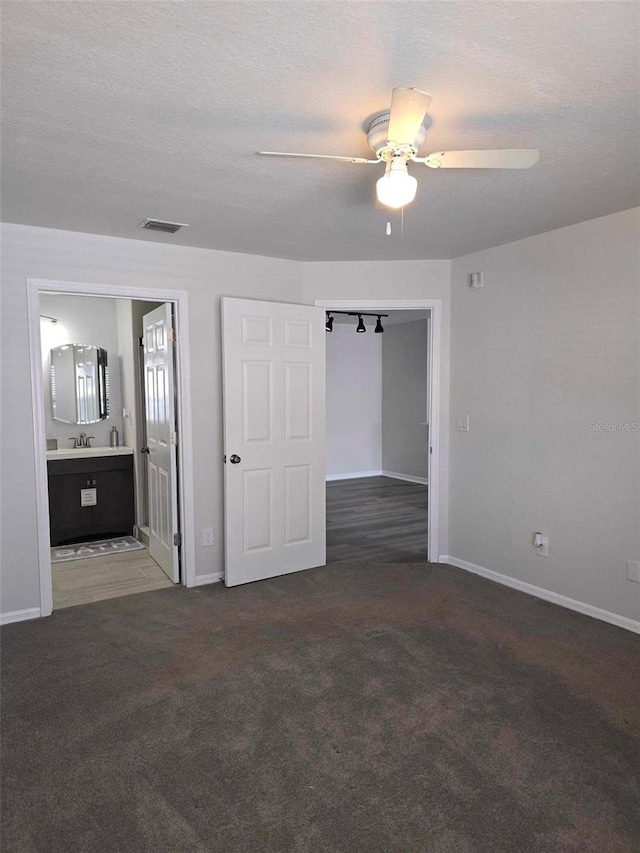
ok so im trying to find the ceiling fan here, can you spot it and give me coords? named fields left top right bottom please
left=258, top=88, right=539, bottom=210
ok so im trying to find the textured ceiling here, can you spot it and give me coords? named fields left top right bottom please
left=2, top=1, right=639, bottom=261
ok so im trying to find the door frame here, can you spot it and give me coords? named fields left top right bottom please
left=27, top=278, right=197, bottom=617
left=316, top=298, right=442, bottom=563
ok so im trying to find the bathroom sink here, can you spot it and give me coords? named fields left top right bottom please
left=46, top=446, right=134, bottom=461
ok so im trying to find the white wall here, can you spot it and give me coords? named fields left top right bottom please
left=40, top=293, right=123, bottom=448
left=115, top=300, right=137, bottom=453
left=326, top=322, right=382, bottom=477
left=449, top=208, right=640, bottom=622
left=382, top=320, right=429, bottom=480
left=4, top=212, right=636, bottom=625
left=0, top=223, right=302, bottom=614
left=303, top=259, right=451, bottom=555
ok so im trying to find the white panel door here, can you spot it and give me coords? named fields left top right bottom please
left=143, top=304, right=179, bottom=582
left=222, top=298, right=326, bottom=586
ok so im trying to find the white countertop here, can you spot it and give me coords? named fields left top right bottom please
left=47, top=446, right=134, bottom=461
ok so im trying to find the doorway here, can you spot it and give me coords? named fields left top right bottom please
left=317, top=299, right=441, bottom=564
left=220, top=296, right=442, bottom=587
left=27, top=279, right=196, bottom=617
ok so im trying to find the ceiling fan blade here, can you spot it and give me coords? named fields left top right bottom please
left=387, top=88, right=432, bottom=147
left=257, top=151, right=378, bottom=164
left=422, top=149, right=540, bottom=169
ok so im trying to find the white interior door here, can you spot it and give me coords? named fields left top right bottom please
left=222, top=297, right=326, bottom=586
left=143, top=304, right=180, bottom=582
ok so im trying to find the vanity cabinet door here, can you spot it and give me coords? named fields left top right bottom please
left=48, top=472, right=95, bottom=545
left=91, top=468, right=135, bottom=538
left=47, top=455, right=135, bottom=545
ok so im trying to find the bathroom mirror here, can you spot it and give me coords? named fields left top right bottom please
left=50, top=344, right=109, bottom=424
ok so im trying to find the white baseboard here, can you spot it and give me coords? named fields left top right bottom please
left=382, top=470, right=429, bottom=486
left=326, top=470, right=382, bottom=482
left=194, top=572, right=224, bottom=586
left=440, top=555, right=640, bottom=635
left=0, top=607, right=42, bottom=626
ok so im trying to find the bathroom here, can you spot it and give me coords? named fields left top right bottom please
left=40, top=293, right=180, bottom=608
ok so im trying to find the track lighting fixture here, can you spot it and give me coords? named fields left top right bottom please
left=324, top=311, right=389, bottom=334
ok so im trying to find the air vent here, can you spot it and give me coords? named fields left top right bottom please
left=140, top=218, right=188, bottom=234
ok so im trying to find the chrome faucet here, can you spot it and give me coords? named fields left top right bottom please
left=68, top=433, right=95, bottom=448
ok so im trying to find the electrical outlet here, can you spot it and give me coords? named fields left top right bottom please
left=202, top=527, right=214, bottom=547
left=627, top=559, right=640, bottom=584
left=533, top=532, right=549, bottom=558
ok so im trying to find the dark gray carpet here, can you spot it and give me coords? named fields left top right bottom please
left=2, top=562, right=639, bottom=852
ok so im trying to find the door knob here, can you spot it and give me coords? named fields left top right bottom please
left=141, top=447, right=150, bottom=454
left=230, top=454, right=241, bottom=464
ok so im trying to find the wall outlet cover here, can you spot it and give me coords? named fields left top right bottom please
left=534, top=533, right=549, bottom=557
left=626, top=559, right=640, bottom=583
left=202, top=527, right=214, bottom=547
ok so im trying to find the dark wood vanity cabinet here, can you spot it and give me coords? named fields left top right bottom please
left=47, top=454, right=135, bottom=545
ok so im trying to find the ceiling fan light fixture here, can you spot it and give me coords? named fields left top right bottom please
left=376, top=157, right=418, bottom=209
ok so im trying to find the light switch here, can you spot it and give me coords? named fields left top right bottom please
left=456, top=415, right=470, bottom=432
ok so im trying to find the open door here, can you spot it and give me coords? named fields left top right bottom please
left=143, top=304, right=180, bottom=582
left=222, top=297, right=326, bottom=586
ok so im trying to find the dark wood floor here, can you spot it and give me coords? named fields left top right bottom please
left=326, top=476, right=428, bottom=564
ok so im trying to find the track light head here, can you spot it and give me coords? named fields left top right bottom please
left=356, top=315, right=366, bottom=333
left=374, top=316, right=384, bottom=333
left=325, top=313, right=334, bottom=332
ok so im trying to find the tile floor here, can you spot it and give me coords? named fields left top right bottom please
left=52, top=547, right=174, bottom=609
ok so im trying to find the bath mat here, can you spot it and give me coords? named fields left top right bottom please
left=51, top=536, right=145, bottom=563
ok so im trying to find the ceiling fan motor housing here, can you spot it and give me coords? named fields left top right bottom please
left=366, top=111, right=428, bottom=160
